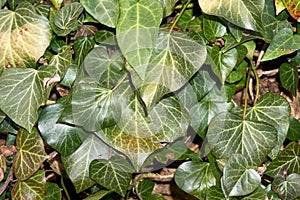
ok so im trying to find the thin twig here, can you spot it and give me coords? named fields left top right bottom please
left=0, top=166, right=14, bottom=195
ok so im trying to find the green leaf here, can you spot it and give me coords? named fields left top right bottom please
left=272, top=174, right=300, bottom=200
left=131, top=31, right=207, bottom=111
left=0, top=68, right=46, bottom=132
left=159, top=0, right=178, bottom=17
left=80, top=0, right=119, bottom=28
left=206, top=186, right=226, bottom=200
left=84, top=190, right=114, bottom=200
left=242, top=186, right=267, bottom=200
left=287, top=117, right=300, bottom=141
left=74, top=36, right=95, bottom=66
left=265, top=142, right=300, bottom=178
left=35, top=3, right=50, bottom=17
left=95, top=30, right=116, bottom=45
left=0, top=110, right=5, bottom=124
left=203, top=15, right=227, bottom=42
left=0, top=2, right=51, bottom=71
left=208, top=46, right=238, bottom=84
left=262, top=28, right=300, bottom=61
left=48, top=45, right=72, bottom=77
left=52, top=2, right=84, bottom=36
left=46, top=182, right=62, bottom=200
left=175, top=160, right=217, bottom=199
left=279, top=63, right=298, bottom=96
left=226, top=60, right=248, bottom=84
left=116, top=0, right=163, bottom=70
left=137, top=178, right=165, bottom=200
left=222, top=154, right=261, bottom=196
left=282, top=0, right=300, bottom=21
left=13, top=128, right=47, bottom=181
left=207, top=112, right=277, bottom=165
left=198, top=0, right=264, bottom=31
left=12, top=171, right=46, bottom=200
left=38, top=103, right=82, bottom=157
left=50, top=36, right=66, bottom=53
left=63, top=134, right=113, bottom=193
left=0, top=0, right=6, bottom=8
left=90, top=156, right=134, bottom=197
left=60, top=63, right=78, bottom=87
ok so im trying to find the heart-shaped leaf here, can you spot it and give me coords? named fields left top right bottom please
left=0, top=68, right=46, bottom=132
left=12, top=171, right=46, bottom=200
left=272, top=173, right=300, bottom=200
left=74, top=36, right=95, bottom=66
left=198, top=0, right=264, bottom=31
left=222, top=154, right=261, bottom=196
left=0, top=2, right=51, bottom=71
left=265, top=142, right=300, bottom=178
left=80, top=0, right=119, bottom=28
left=46, top=182, right=62, bottom=200
left=13, top=128, right=47, bottom=181
left=175, top=160, right=217, bottom=199
left=89, top=156, right=134, bottom=197
left=279, top=63, right=298, bottom=96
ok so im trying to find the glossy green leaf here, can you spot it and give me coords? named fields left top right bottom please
left=116, top=0, right=163, bottom=71
left=208, top=46, right=238, bottom=84
left=159, top=0, right=178, bottom=17
left=38, top=103, right=82, bottom=157
left=272, top=174, right=300, bottom=200
left=198, top=0, right=264, bottom=31
left=287, top=117, right=300, bottom=141
left=48, top=45, right=72, bottom=77
left=90, top=156, right=134, bottom=197
left=80, top=0, right=119, bottom=28
left=0, top=110, right=5, bottom=124
left=63, top=134, right=113, bottom=193
left=226, top=60, right=248, bottom=84
left=222, top=154, right=261, bottom=196
left=177, top=9, right=193, bottom=31
left=12, top=171, right=46, bottom=200
left=74, top=36, right=95, bottom=66
left=84, top=190, right=114, bottom=200
left=203, top=15, right=227, bottom=42
left=95, top=30, right=116, bottom=45
left=207, top=112, right=277, bottom=165
left=131, top=31, right=207, bottom=111
left=262, top=28, right=300, bottom=61
left=52, top=2, right=84, bottom=36
left=0, top=2, right=51, bottom=71
left=13, top=128, right=47, bottom=181
left=0, top=0, right=6, bottom=8
left=46, top=182, right=62, bottom=200
left=279, top=63, right=298, bottom=96
left=60, top=64, right=78, bottom=87
left=243, top=186, right=267, bottom=200
left=0, top=68, right=46, bottom=132
left=206, top=186, right=225, bottom=200
left=282, top=0, right=300, bottom=21
left=265, top=142, right=300, bottom=178
left=50, top=37, right=66, bottom=53
left=137, top=178, right=165, bottom=200
left=35, top=4, right=50, bottom=17
left=175, top=160, right=217, bottom=199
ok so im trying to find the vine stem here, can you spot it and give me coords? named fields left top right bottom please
left=169, top=0, right=192, bottom=34
left=251, top=62, right=260, bottom=104
left=61, top=176, right=71, bottom=200
left=243, top=67, right=252, bottom=120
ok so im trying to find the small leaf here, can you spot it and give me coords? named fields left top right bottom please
left=198, top=0, right=264, bottom=31
left=159, top=0, right=178, bottom=17
left=279, top=63, right=298, bottom=96
left=52, top=2, right=84, bottom=36
left=90, top=156, right=134, bottom=197
left=46, top=182, right=62, bottom=200
left=265, top=142, right=300, bottom=178
left=12, top=171, right=46, bottom=200
left=95, top=30, right=116, bottom=45
left=262, top=28, right=300, bottom=61
left=48, top=45, right=72, bottom=77
left=74, top=36, right=95, bottom=66
left=137, top=178, right=165, bottom=200
left=222, top=154, right=261, bottom=196
left=272, top=174, right=300, bottom=200
left=0, top=68, right=46, bottom=132
left=80, top=0, right=119, bottom=28
left=60, top=64, right=78, bottom=88
left=203, top=15, right=227, bottom=42
left=13, top=128, right=47, bottom=181
left=287, top=117, right=300, bottom=141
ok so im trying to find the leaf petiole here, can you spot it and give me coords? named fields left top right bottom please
left=169, top=0, right=192, bottom=34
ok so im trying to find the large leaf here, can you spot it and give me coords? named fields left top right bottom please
left=74, top=36, right=95, bottom=66
left=80, top=0, right=119, bottom=28
left=265, top=142, right=300, bottom=178
left=198, top=0, right=264, bottom=31
left=272, top=174, right=300, bottom=200
left=12, top=171, right=46, bottom=200
left=89, top=156, right=134, bottom=197
left=0, top=2, right=51, bottom=71
left=279, top=63, right=298, bottom=96
left=0, top=68, right=46, bottom=132
left=175, top=160, right=217, bottom=199
left=262, top=28, right=300, bottom=61
left=63, top=134, right=113, bottom=193
left=13, top=128, right=47, bottom=181
left=131, top=31, right=207, bottom=111
left=207, top=112, right=277, bottom=165
left=222, top=154, right=261, bottom=196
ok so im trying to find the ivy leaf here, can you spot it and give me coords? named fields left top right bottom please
left=279, top=63, right=298, bottom=96
left=137, top=178, right=165, bottom=200
left=265, top=142, right=300, bottom=178
left=206, top=186, right=225, bottom=200
left=63, top=134, right=113, bottom=193
left=222, top=154, right=261, bottom=196
left=80, top=0, right=119, bottom=28
left=0, top=2, right=51, bottom=71
left=282, top=0, right=300, bottom=21
left=84, top=190, right=114, bottom=200
left=207, top=112, right=277, bottom=165
left=262, top=28, right=300, bottom=61
left=116, top=0, right=163, bottom=71
left=74, top=36, right=95, bottom=66
left=203, top=15, right=227, bottom=42
left=287, top=117, right=300, bottom=141
left=89, top=156, right=134, bottom=197
left=159, top=0, right=178, bottom=17
left=60, top=64, right=78, bottom=88
left=48, top=45, right=72, bottom=77
left=175, top=160, right=217, bottom=199
left=198, top=0, right=264, bottom=31
left=13, top=128, right=47, bottom=181
left=12, top=171, right=46, bottom=200
left=38, top=103, right=82, bottom=157
left=95, top=30, right=116, bottom=45
left=243, top=186, right=267, bottom=200
left=272, top=174, right=300, bottom=200
left=46, top=182, right=62, bottom=200
left=52, top=2, right=84, bottom=36
left=0, top=68, right=46, bottom=132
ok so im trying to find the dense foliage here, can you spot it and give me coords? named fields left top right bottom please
left=0, top=0, right=299, bottom=199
